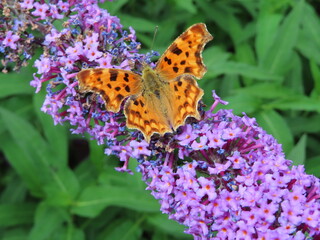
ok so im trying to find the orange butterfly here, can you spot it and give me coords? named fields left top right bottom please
left=77, top=23, right=213, bottom=142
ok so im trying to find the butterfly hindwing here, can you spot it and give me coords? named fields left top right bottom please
left=169, top=75, right=204, bottom=129
left=124, top=94, right=172, bottom=142
left=155, top=23, right=213, bottom=80
left=77, top=68, right=142, bottom=112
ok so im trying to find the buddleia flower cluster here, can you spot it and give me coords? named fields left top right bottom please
left=3, top=1, right=320, bottom=239
left=137, top=92, right=320, bottom=239
left=1, top=0, right=158, bottom=173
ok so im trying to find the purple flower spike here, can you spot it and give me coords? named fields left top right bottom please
left=137, top=105, right=320, bottom=239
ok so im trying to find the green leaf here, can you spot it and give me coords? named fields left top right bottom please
left=1, top=134, right=44, bottom=196
left=296, top=3, right=320, bottom=70
left=0, top=107, right=79, bottom=203
left=118, top=15, right=156, bottom=32
left=0, top=172, right=27, bottom=204
left=255, top=13, right=282, bottom=62
left=310, top=60, right=320, bottom=96
left=174, top=0, right=197, bottom=14
left=222, top=94, right=261, bottom=115
left=33, top=91, right=68, bottom=165
left=207, top=61, right=282, bottom=81
left=101, top=0, right=129, bottom=15
left=255, top=110, right=294, bottom=154
left=259, top=0, right=305, bottom=75
left=0, top=203, right=36, bottom=227
left=2, top=228, right=29, bottom=240
left=305, top=155, right=320, bottom=177
left=287, top=134, right=307, bottom=165
left=72, top=185, right=159, bottom=217
left=267, top=96, right=320, bottom=112
left=147, top=214, right=192, bottom=239
left=233, top=83, right=295, bottom=99
left=98, top=219, right=142, bottom=240
left=0, top=68, right=34, bottom=98
left=28, top=203, right=68, bottom=240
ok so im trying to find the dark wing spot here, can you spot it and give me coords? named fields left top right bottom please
left=195, top=52, right=200, bottom=58
left=135, top=111, right=141, bottom=118
left=173, top=67, right=179, bottom=73
left=97, top=77, right=101, bottom=82
left=134, top=100, right=139, bottom=106
left=139, top=100, right=145, bottom=107
left=185, top=67, right=192, bottom=73
left=144, top=120, right=150, bottom=125
left=109, top=69, right=118, bottom=81
left=124, top=73, right=129, bottom=82
left=125, top=85, right=130, bottom=92
left=144, top=110, right=148, bottom=114
left=115, top=86, right=121, bottom=91
left=170, top=43, right=183, bottom=55
left=185, top=51, right=189, bottom=57
left=174, top=85, right=178, bottom=91
left=177, top=81, right=183, bottom=86
left=107, top=83, right=112, bottom=89
left=164, top=57, right=172, bottom=65
left=180, top=60, right=186, bottom=65
left=116, top=94, right=124, bottom=101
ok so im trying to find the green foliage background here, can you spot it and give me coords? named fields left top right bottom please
left=0, top=0, right=319, bottom=239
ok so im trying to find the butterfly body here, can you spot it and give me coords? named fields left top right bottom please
left=77, top=23, right=213, bottom=142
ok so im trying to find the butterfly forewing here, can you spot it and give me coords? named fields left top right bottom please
left=77, top=68, right=142, bottom=112
left=155, top=23, right=213, bottom=80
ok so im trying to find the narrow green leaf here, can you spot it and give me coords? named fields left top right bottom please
left=0, top=203, right=36, bottom=227
left=260, top=0, right=304, bottom=75
left=255, top=13, right=282, bottom=62
left=255, top=110, right=294, bottom=154
left=233, top=83, right=296, bottom=99
left=33, top=91, right=68, bottom=165
left=288, top=134, right=307, bottom=165
left=72, top=185, right=159, bottom=217
left=268, top=97, right=320, bottom=112
left=207, top=61, right=282, bottom=81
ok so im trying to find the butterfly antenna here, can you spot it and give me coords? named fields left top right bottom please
left=150, top=25, right=159, bottom=51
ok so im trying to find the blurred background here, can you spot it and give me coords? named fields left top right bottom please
left=1, top=0, right=319, bottom=239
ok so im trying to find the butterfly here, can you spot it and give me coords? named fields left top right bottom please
left=77, top=23, right=213, bottom=142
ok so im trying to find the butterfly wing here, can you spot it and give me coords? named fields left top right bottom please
left=155, top=23, right=213, bottom=80
left=77, top=68, right=142, bottom=112
left=168, top=75, right=204, bottom=129
left=124, top=94, right=172, bottom=142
